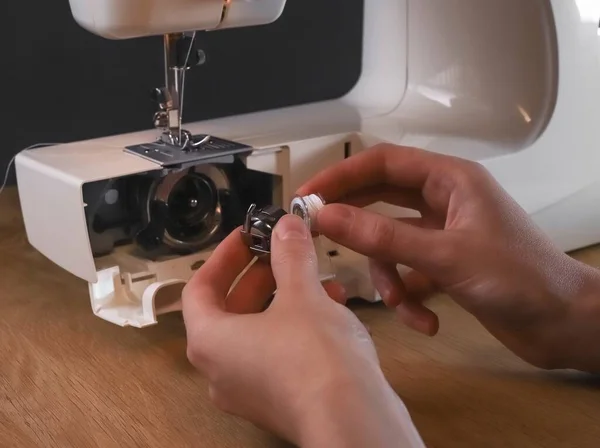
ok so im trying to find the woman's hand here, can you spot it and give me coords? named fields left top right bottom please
left=298, top=144, right=600, bottom=372
left=182, top=215, right=425, bottom=447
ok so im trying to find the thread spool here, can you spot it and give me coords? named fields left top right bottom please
left=290, top=194, right=326, bottom=231
left=291, top=194, right=336, bottom=281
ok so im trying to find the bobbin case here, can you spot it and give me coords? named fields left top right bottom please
left=240, top=203, right=288, bottom=261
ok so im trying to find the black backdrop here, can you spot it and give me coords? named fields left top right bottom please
left=5, top=0, right=364, bottom=186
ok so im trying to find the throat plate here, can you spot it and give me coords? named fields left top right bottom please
left=125, top=134, right=253, bottom=167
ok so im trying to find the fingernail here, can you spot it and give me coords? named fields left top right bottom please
left=275, top=215, right=308, bottom=240
left=381, top=289, right=400, bottom=309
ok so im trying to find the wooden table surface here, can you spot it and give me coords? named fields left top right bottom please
left=1, top=187, right=599, bottom=448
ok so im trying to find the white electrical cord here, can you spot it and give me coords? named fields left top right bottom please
left=0, top=144, right=61, bottom=198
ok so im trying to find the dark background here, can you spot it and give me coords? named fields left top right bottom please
left=5, top=0, right=364, bottom=186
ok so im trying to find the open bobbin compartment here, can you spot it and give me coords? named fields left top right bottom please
left=16, top=131, right=393, bottom=329
left=84, top=144, right=340, bottom=328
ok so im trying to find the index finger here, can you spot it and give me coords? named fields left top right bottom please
left=182, top=227, right=255, bottom=323
left=296, top=144, right=441, bottom=202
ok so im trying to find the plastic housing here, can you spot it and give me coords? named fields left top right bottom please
left=67, top=0, right=287, bottom=39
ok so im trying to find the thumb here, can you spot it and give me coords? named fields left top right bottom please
left=270, top=214, right=322, bottom=294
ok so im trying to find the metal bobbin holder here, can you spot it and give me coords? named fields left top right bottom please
left=290, top=194, right=326, bottom=232
left=240, top=194, right=327, bottom=262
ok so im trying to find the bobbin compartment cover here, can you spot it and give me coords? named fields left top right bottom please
left=88, top=244, right=216, bottom=328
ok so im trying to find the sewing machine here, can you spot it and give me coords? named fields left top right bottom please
left=14, top=0, right=600, bottom=328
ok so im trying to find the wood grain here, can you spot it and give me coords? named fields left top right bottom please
left=1, top=187, right=599, bottom=448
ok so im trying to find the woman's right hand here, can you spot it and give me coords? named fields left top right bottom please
left=298, top=144, right=600, bottom=372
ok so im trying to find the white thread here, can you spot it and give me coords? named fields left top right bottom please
left=290, top=194, right=326, bottom=231
left=291, top=194, right=336, bottom=282
left=303, top=194, right=326, bottom=221
left=0, top=144, right=61, bottom=198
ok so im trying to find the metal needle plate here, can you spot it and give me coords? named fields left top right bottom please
left=125, top=135, right=253, bottom=167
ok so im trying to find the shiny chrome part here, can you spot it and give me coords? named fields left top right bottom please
left=124, top=134, right=253, bottom=167
left=153, top=32, right=201, bottom=149
left=157, top=33, right=184, bottom=145
left=240, top=204, right=288, bottom=261
left=143, top=165, right=231, bottom=253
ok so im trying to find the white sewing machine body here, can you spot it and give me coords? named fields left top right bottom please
left=14, top=0, right=600, bottom=327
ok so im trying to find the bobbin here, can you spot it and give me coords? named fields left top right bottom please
left=290, top=194, right=326, bottom=231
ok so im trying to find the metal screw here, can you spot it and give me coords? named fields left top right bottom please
left=196, top=49, right=207, bottom=66
left=153, top=111, right=169, bottom=129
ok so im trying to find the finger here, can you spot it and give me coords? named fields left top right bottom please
left=226, top=269, right=346, bottom=314
left=226, top=259, right=276, bottom=314
left=398, top=270, right=440, bottom=336
left=368, top=260, right=439, bottom=336
left=339, top=185, right=427, bottom=213
left=395, top=217, right=425, bottom=227
left=402, top=269, right=438, bottom=301
left=368, top=259, right=407, bottom=308
left=296, top=145, right=442, bottom=203
left=316, top=204, right=443, bottom=272
left=270, top=214, right=323, bottom=296
left=183, top=227, right=254, bottom=321
left=322, top=281, right=347, bottom=305
left=369, top=261, right=438, bottom=304
left=396, top=301, right=440, bottom=336
left=339, top=187, right=443, bottom=229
